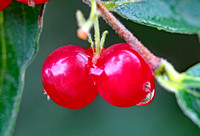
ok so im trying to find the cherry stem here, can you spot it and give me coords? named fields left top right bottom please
left=83, top=0, right=161, bottom=71
left=77, top=0, right=98, bottom=40
left=88, top=34, right=95, bottom=52
left=94, top=13, right=101, bottom=57
left=76, top=10, right=86, bottom=27
left=100, top=31, right=108, bottom=48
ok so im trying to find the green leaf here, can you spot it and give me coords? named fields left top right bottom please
left=186, top=63, right=200, bottom=77
left=155, top=60, right=200, bottom=127
left=176, top=90, right=200, bottom=128
left=103, top=0, right=200, bottom=34
left=0, top=2, right=44, bottom=136
left=182, top=63, right=200, bottom=88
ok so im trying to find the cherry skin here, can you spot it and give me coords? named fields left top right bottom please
left=42, top=45, right=97, bottom=109
left=0, top=0, right=12, bottom=11
left=17, top=0, right=49, bottom=5
left=94, top=43, right=155, bottom=107
left=42, top=43, right=155, bottom=109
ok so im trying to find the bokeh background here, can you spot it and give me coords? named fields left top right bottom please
left=14, top=1, right=200, bottom=136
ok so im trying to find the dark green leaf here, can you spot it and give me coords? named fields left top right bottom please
left=0, top=2, right=44, bottom=136
left=103, top=0, right=200, bottom=34
left=176, top=90, right=200, bottom=127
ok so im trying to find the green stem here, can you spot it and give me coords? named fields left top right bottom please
left=88, top=34, right=94, bottom=52
left=81, top=0, right=97, bottom=33
left=154, top=59, right=186, bottom=93
left=158, top=60, right=184, bottom=83
left=100, top=30, right=108, bottom=49
left=76, top=10, right=86, bottom=27
left=94, top=15, right=101, bottom=56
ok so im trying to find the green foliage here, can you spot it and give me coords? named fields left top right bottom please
left=176, top=64, right=200, bottom=127
left=0, top=2, right=44, bottom=136
left=182, top=63, right=200, bottom=88
left=155, top=60, right=200, bottom=127
left=102, top=0, right=200, bottom=34
left=103, top=0, right=200, bottom=127
left=176, top=90, right=200, bottom=128
left=0, top=0, right=199, bottom=135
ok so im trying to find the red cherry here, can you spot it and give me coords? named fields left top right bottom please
left=0, top=0, right=12, bottom=11
left=94, top=43, right=155, bottom=107
left=17, top=0, right=49, bottom=5
left=42, top=43, right=155, bottom=109
left=42, top=45, right=97, bottom=109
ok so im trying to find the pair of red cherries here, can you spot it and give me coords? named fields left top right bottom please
left=2, top=0, right=155, bottom=109
left=0, top=0, right=49, bottom=11
left=42, top=43, right=155, bottom=109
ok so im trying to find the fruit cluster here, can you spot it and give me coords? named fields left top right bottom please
left=0, top=0, right=49, bottom=11
left=42, top=43, right=155, bottom=109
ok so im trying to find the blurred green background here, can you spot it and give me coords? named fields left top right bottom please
left=14, top=1, right=200, bottom=136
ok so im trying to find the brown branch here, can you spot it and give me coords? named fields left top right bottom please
left=83, top=0, right=161, bottom=71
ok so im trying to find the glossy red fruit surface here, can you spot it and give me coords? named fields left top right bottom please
left=0, top=0, right=12, bottom=11
left=94, top=43, right=155, bottom=107
left=17, top=0, right=49, bottom=5
left=42, top=45, right=97, bottom=109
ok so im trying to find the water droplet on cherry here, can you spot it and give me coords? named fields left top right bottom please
left=137, top=89, right=155, bottom=106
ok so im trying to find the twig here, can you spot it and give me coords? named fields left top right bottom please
left=83, top=0, right=161, bottom=71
